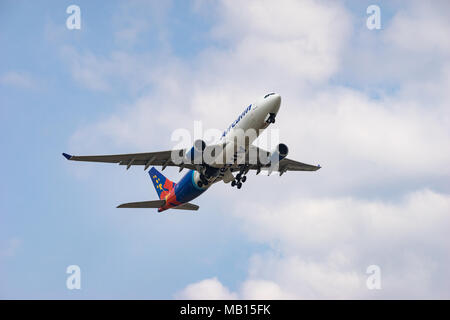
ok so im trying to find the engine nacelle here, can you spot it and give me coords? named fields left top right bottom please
left=185, top=139, right=206, bottom=164
left=269, top=143, right=289, bottom=164
left=203, top=165, right=220, bottom=180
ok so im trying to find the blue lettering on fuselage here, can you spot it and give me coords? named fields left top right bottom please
left=221, top=104, right=252, bottom=138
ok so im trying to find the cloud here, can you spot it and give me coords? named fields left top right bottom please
left=339, top=1, right=450, bottom=99
left=179, top=190, right=450, bottom=299
left=240, top=280, right=294, bottom=300
left=234, top=189, right=450, bottom=260
left=385, top=1, right=450, bottom=54
left=66, top=0, right=353, bottom=149
left=209, top=0, right=351, bottom=82
left=113, top=1, right=172, bottom=48
left=114, top=20, right=149, bottom=47
left=0, top=71, right=37, bottom=89
left=279, top=87, right=450, bottom=186
left=175, top=277, right=238, bottom=300
left=60, top=46, right=158, bottom=92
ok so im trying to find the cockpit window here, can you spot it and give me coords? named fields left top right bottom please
left=264, top=92, right=275, bottom=98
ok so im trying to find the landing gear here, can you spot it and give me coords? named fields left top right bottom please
left=197, top=174, right=210, bottom=188
left=231, top=167, right=248, bottom=189
left=200, top=174, right=209, bottom=186
left=266, top=113, right=276, bottom=124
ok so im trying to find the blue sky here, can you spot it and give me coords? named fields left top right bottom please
left=1, top=0, right=450, bottom=299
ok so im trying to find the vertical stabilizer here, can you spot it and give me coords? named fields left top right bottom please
left=148, top=167, right=175, bottom=200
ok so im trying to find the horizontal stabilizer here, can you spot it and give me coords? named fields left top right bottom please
left=117, top=200, right=165, bottom=208
left=171, top=203, right=199, bottom=211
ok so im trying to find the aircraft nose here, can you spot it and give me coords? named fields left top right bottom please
left=266, top=93, right=281, bottom=113
left=271, top=94, right=281, bottom=107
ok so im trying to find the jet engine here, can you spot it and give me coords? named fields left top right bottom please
left=185, top=139, right=206, bottom=164
left=269, top=143, right=289, bottom=164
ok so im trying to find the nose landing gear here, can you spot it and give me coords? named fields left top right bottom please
left=266, top=113, right=276, bottom=124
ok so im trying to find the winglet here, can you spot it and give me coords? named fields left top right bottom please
left=62, top=153, right=72, bottom=160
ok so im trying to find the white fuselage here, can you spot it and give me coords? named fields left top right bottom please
left=191, top=93, right=282, bottom=186
left=212, top=93, right=281, bottom=167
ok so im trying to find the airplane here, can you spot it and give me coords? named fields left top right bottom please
left=62, top=93, right=321, bottom=212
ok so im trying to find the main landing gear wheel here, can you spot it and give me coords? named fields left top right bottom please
left=231, top=177, right=247, bottom=188
left=232, top=165, right=249, bottom=188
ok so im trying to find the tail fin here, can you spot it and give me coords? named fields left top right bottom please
left=149, top=167, right=175, bottom=200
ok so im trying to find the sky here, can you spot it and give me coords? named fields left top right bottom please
left=1, top=0, right=449, bottom=299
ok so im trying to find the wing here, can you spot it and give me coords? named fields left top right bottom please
left=171, top=202, right=199, bottom=211
left=245, top=146, right=321, bottom=174
left=276, top=157, right=321, bottom=171
left=117, top=200, right=166, bottom=208
left=62, top=150, right=195, bottom=171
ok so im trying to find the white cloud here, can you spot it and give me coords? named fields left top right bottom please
left=60, top=46, right=160, bottom=92
left=339, top=1, right=450, bottom=102
left=115, top=20, right=149, bottom=47
left=175, top=277, right=237, bottom=300
left=281, top=88, right=450, bottom=182
left=0, top=71, right=37, bottom=89
left=210, top=0, right=351, bottom=82
left=240, top=280, right=294, bottom=300
left=235, top=189, right=450, bottom=257
left=180, top=190, right=450, bottom=299
left=113, top=1, right=172, bottom=48
left=385, top=1, right=450, bottom=54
